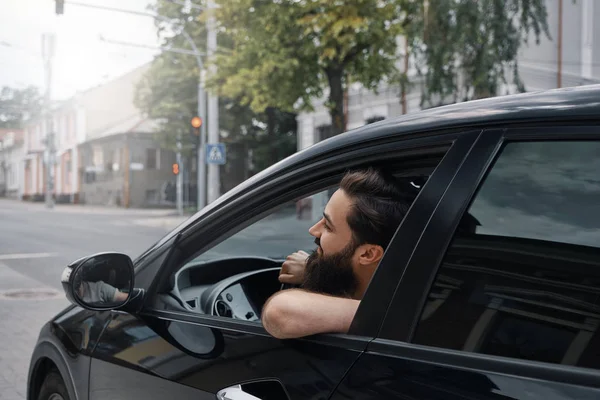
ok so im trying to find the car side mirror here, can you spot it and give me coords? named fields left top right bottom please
left=60, top=252, right=142, bottom=312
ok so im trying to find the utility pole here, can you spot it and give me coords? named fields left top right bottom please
left=176, top=133, right=183, bottom=216
left=557, top=0, right=563, bottom=88
left=42, top=33, right=56, bottom=209
left=206, top=0, right=220, bottom=204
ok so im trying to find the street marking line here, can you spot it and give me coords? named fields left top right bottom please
left=0, top=252, right=58, bottom=260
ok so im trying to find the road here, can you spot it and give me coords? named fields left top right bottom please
left=0, top=199, right=188, bottom=400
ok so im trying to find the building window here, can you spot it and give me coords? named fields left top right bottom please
left=93, top=146, right=104, bottom=169
left=146, top=148, right=160, bottom=170
left=411, top=140, right=600, bottom=370
left=112, top=148, right=121, bottom=171
left=7, top=165, right=13, bottom=187
left=145, top=189, right=158, bottom=203
left=65, top=157, right=72, bottom=186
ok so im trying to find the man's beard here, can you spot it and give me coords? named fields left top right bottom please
left=302, top=240, right=359, bottom=298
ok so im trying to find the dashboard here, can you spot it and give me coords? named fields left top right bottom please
left=170, top=257, right=283, bottom=322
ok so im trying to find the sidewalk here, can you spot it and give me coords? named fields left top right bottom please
left=0, top=262, right=69, bottom=400
left=127, top=215, right=191, bottom=230
left=0, top=198, right=189, bottom=217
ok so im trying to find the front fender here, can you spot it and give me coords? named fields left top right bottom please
left=27, top=325, right=85, bottom=400
left=27, top=307, right=113, bottom=400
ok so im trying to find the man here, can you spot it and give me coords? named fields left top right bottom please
left=262, top=167, right=415, bottom=339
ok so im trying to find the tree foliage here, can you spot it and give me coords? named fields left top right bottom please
left=0, top=86, right=43, bottom=129
left=402, top=0, right=550, bottom=107
left=138, top=0, right=552, bottom=176
left=210, top=0, right=551, bottom=120
left=209, top=0, right=405, bottom=136
left=135, top=0, right=297, bottom=185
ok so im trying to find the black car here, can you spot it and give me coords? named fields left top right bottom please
left=28, top=85, right=600, bottom=400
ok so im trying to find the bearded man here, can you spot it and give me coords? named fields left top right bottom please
left=262, top=168, right=413, bottom=339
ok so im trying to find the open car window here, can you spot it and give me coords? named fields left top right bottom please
left=191, top=187, right=337, bottom=263
left=152, top=162, right=436, bottom=324
left=153, top=187, right=337, bottom=321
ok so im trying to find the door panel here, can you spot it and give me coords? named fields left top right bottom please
left=90, top=312, right=365, bottom=400
left=330, top=350, right=600, bottom=400
left=88, top=132, right=471, bottom=399
left=356, top=130, right=600, bottom=400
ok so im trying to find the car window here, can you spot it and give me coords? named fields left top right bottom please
left=154, top=187, right=341, bottom=319
left=154, top=159, right=437, bottom=324
left=191, top=187, right=337, bottom=263
left=413, top=140, right=600, bottom=369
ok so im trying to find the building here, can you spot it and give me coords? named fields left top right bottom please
left=297, top=0, right=600, bottom=151
left=73, top=64, right=178, bottom=208
left=77, top=122, right=179, bottom=208
left=518, top=0, right=599, bottom=91
left=22, top=117, right=50, bottom=202
left=21, top=99, right=82, bottom=203
left=0, top=129, right=25, bottom=199
left=21, top=63, right=178, bottom=208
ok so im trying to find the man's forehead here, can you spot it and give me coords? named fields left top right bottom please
left=324, top=189, right=352, bottom=222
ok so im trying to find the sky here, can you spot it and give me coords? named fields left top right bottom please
left=0, top=0, right=161, bottom=100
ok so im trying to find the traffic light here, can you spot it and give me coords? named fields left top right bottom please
left=55, top=0, right=65, bottom=15
left=172, top=163, right=179, bottom=175
left=191, top=116, right=202, bottom=137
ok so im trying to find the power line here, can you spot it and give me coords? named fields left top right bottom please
left=64, top=1, right=170, bottom=19
left=99, top=35, right=205, bottom=57
left=121, top=0, right=205, bottom=11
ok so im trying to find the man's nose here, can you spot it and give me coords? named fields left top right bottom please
left=308, top=219, right=322, bottom=238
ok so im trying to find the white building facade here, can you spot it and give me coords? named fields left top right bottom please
left=297, top=0, right=600, bottom=151
left=0, top=130, right=25, bottom=199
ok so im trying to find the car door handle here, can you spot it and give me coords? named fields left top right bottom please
left=217, top=385, right=261, bottom=400
left=217, top=380, right=290, bottom=400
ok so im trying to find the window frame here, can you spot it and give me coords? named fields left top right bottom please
left=376, top=124, right=600, bottom=385
left=141, top=131, right=467, bottom=340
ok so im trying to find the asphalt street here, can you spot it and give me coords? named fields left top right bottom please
left=0, top=199, right=187, bottom=400
left=0, top=199, right=319, bottom=399
left=0, top=200, right=186, bottom=290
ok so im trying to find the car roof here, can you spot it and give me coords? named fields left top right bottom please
left=336, top=84, right=600, bottom=145
left=137, top=84, right=600, bottom=259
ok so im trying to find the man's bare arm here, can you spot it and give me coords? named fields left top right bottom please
left=262, top=289, right=359, bottom=339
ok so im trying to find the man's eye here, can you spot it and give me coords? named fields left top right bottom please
left=324, top=223, right=331, bottom=231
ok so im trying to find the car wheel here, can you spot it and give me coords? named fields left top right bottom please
left=37, top=370, right=70, bottom=400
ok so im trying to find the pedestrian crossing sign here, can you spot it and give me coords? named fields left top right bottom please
left=206, top=143, right=226, bottom=165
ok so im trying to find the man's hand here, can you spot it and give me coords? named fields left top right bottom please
left=279, top=250, right=309, bottom=285
left=262, top=289, right=359, bottom=339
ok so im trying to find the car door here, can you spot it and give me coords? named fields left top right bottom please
left=86, top=131, right=476, bottom=400
left=331, top=126, right=600, bottom=399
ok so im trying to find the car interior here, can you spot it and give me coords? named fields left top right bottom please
left=152, top=158, right=441, bottom=322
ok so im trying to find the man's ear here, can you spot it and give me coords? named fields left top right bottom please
left=357, top=244, right=385, bottom=266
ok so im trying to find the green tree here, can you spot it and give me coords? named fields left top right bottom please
left=135, top=0, right=298, bottom=185
left=0, top=86, right=43, bottom=129
left=209, top=0, right=405, bottom=136
left=402, top=0, right=550, bottom=107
